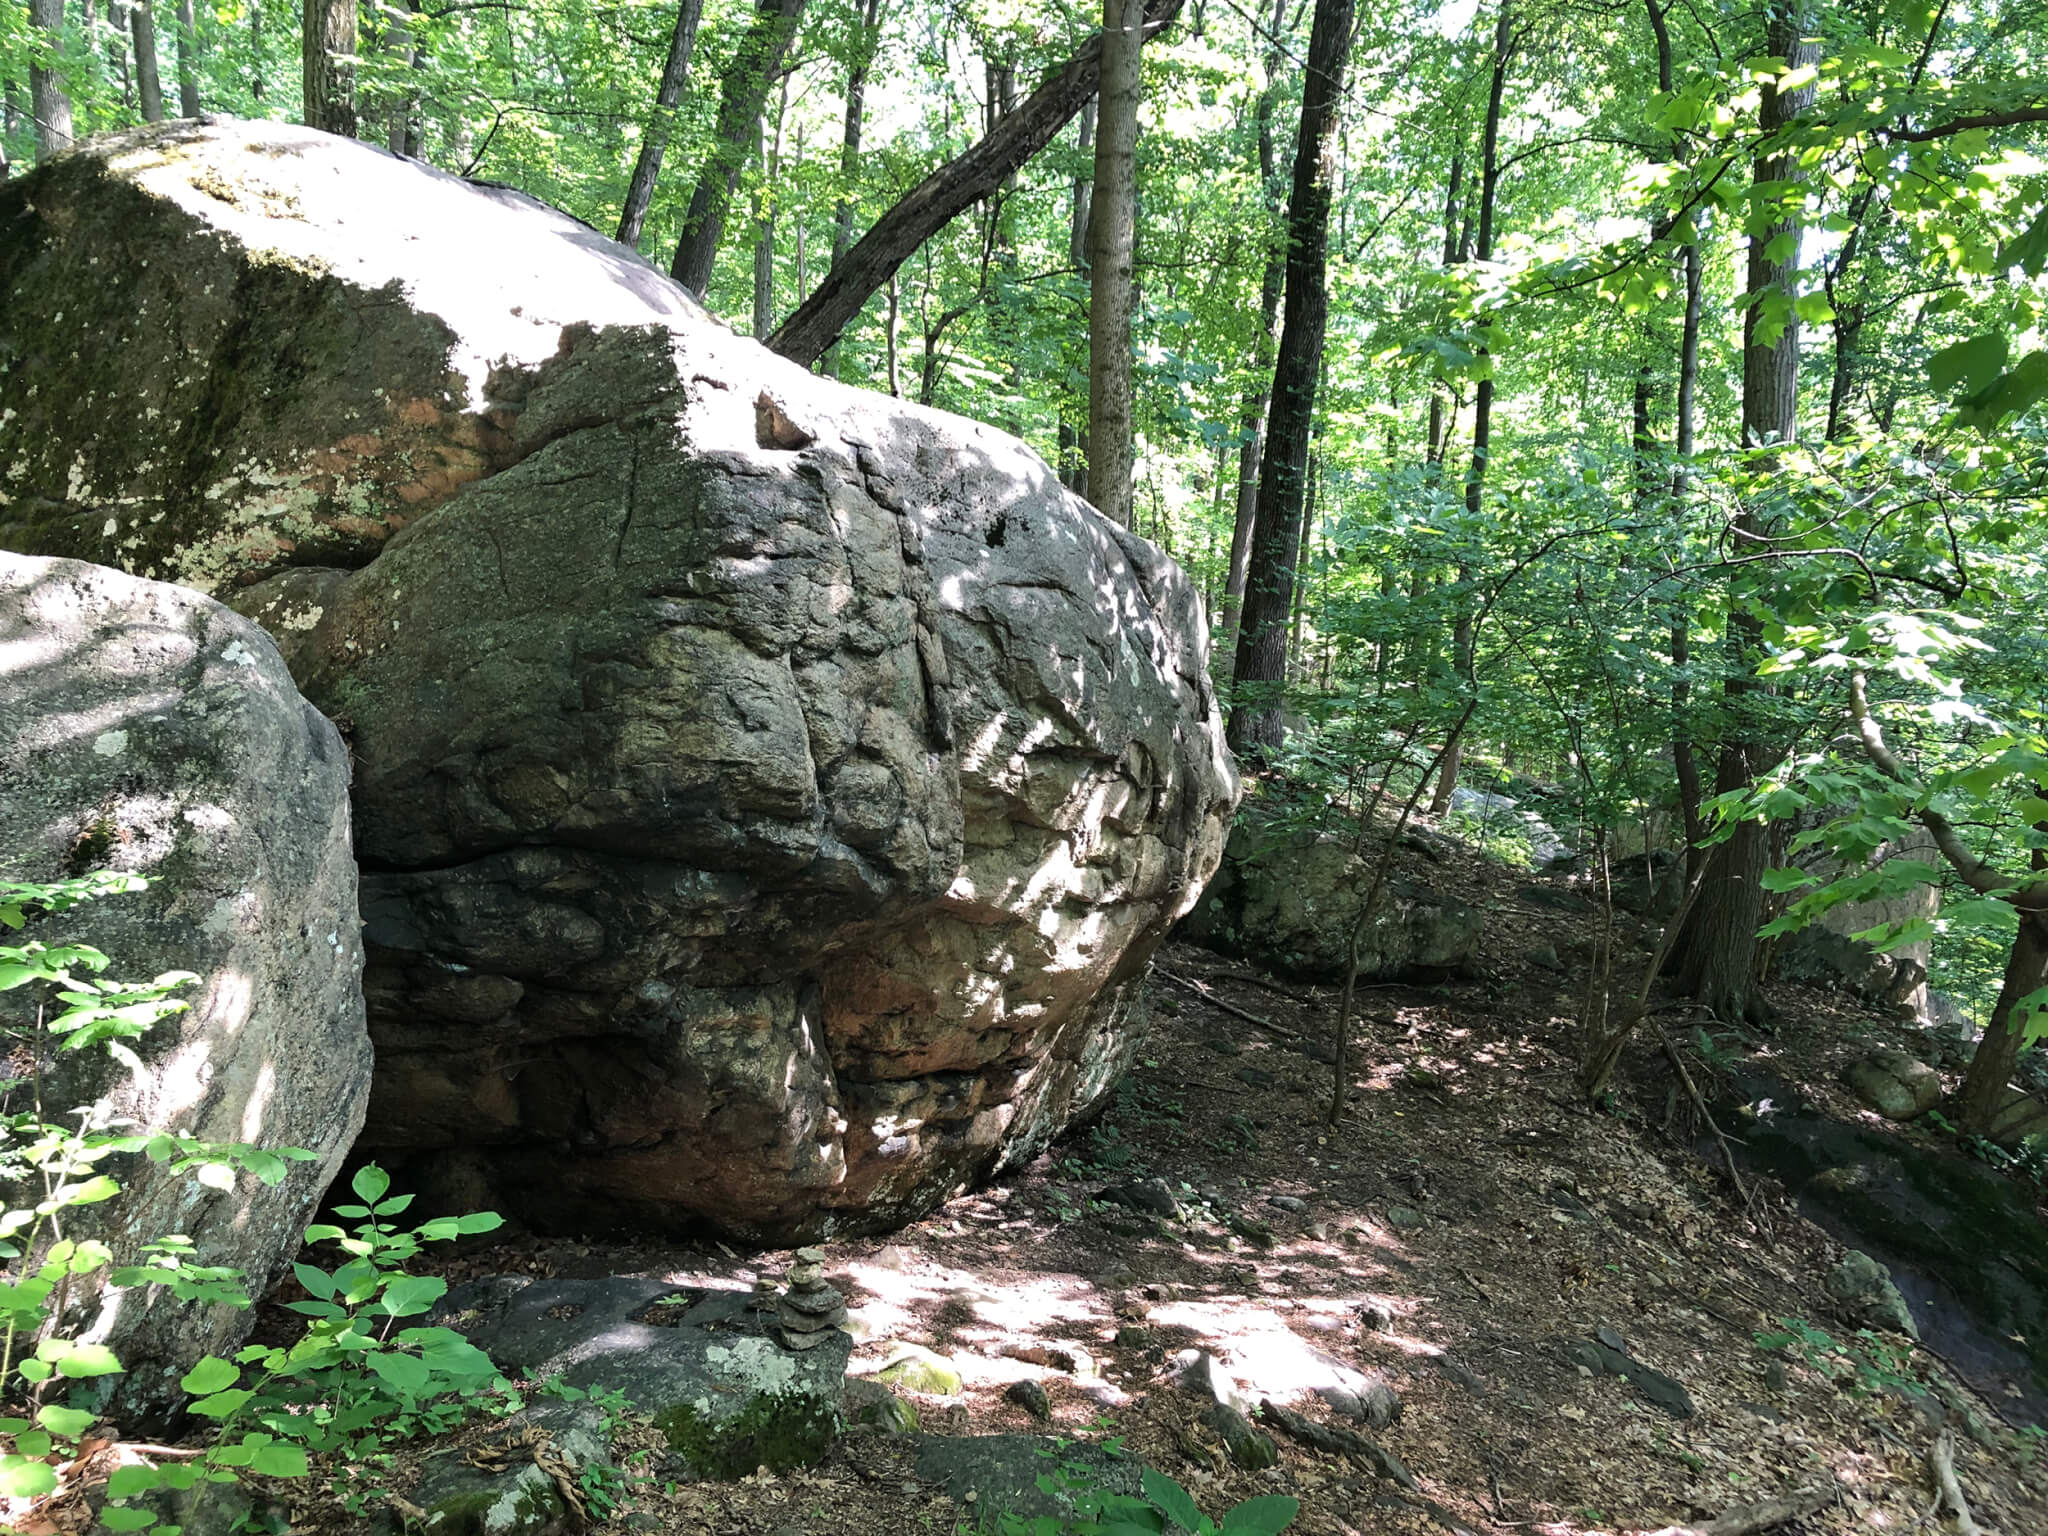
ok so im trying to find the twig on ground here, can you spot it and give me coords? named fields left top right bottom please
left=1154, top=969, right=1301, bottom=1039
left=1639, top=1477, right=1838, bottom=1536
left=1928, top=1428, right=1984, bottom=1536
left=1652, top=1021, right=1756, bottom=1215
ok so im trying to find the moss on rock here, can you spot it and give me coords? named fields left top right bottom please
left=655, top=1390, right=841, bottom=1480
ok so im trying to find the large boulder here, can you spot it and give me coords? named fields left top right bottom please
left=1180, top=814, right=1480, bottom=981
left=0, top=119, right=1238, bottom=1241
left=0, top=554, right=370, bottom=1413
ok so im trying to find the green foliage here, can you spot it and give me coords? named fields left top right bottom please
left=1755, top=1316, right=1922, bottom=1398
left=994, top=1451, right=1300, bottom=1536
left=0, top=874, right=508, bottom=1532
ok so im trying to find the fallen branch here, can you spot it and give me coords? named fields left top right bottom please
left=1154, top=970, right=1300, bottom=1039
left=1928, top=1428, right=1984, bottom=1536
left=1258, top=1397, right=1414, bottom=1487
left=1652, top=1020, right=1752, bottom=1210
left=1640, top=1477, right=1837, bottom=1536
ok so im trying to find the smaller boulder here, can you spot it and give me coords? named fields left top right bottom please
left=876, top=1343, right=963, bottom=1397
left=1203, top=1402, right=1278, bottom=1470
left=1825, top=1250, right=1919, bottom=1339
left=1004, top=1379, right=1052, bottom=1421
left=1843, top=1051, right=1943, bottom=1121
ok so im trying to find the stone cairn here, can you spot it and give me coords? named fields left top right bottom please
left=776, top=1246, right=847, bottom=1350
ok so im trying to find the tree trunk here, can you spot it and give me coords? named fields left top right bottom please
left=669, top=0, right=806, bottom=298
left=173, top=0, right=200, bottom=116
left=1956, top=910, right=2048, bottom=1134
left=766, top=0, right=1186, bottom=368
left=1430, top=6, right=1513, bottom=814
left=1219, top=0, right=1289, bottom=676
left=379, top=0, right=422, bottom=155
left=132, top=0, right=165, bottom=122
left=250, top=0, right=265, bottom=102
left=1084, top=0, right=1144, bottom=528
left=28, top=0, right=74, bottom=158
left=302, top=0, right=358, bottom=137
left=1223, top=0, right=1352, bottom=760
left=753, top=78, right=789, bottom=337
left=820, top=0, right=882, bottom=375
left=1057, top=100, right=1097, bottom=492
left=1669, top=4, right=1817, bottom=1023
left=616, top=0, right=706, bottom=250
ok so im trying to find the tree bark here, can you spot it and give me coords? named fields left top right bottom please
left=250, top=0, right=265, bottom=101
left=1429, top=6, right=1513, bottom=815
left=820, top=0, right=883, bottom=375
left=766, top=0, right=1186, bottom=368
left=1957, top=910, right=2048, bottom=1133
left=29, top=0, right=74, bottom=157
left=1085, top=0, right=1144, bottom=528
left=669, top=0, right=806, bottom=298
left=753, top=77, right=789, bottom=337
left=132, top=0, right=166, bottom=122
left=1220, top=0, right=1289, bottom=676
left=1058, top=100, right=1097, bottom=491
left=302, top=0, right=358, bottom=137
left=1669, top=4, right=1817, bottom=1023
left=1224, top=0, right=1353, bottom=760
left=173, top=0, right=201, bottom=116
left=616, top=0, right=706, bottom=250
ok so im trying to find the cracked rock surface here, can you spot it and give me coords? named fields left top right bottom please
left=1, top=119, right=1238, bottom=1241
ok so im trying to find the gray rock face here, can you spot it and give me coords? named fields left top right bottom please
left=1180, top=814, right=1479, bottom=982
left=442, top=1275, right=847, bottom=1479
left=1, top=121, right=1238, bottom=1241
left=1825, top=1249, right=1920, bottom=1340
left=0, top=554, right=370, bottom=1414
left=1842, top=1050, right=1943, bottom=1121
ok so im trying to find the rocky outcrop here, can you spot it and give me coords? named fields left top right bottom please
left=1842, top=1050, right=1943, bottom=1121
left=1, top=120, right=1238, bottom=1241
left=0, top=554, right=370, bottom=1414
left=1179, top=815, right=1479, bottom=982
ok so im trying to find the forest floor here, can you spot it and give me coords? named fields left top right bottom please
left=320, top=834, right=2048, bottom=1536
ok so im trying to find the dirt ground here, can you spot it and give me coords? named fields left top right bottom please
left=320, top=834, right=2048, bottom=1536
left=46, top=837, right=2048, bottom=1536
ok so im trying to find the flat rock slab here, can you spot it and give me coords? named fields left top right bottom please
left=442, top=1276, right=848, bottom=1479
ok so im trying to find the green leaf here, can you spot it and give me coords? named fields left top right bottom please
left=292, top=1263, right=336, bottom=1301
left=249, top=1443, right=309, bottom=1478
left=180, top=1356, right=240, bottom=1396
left=1143, top=1467, right=1207, bottom=1533
left=43, top=1340, right=123, bottom=1378
left=367, top=1350, right=434, bottom=1397
left=107, top=1465, right=164, bottom=1498
left=1760, top=867, right=1819, bottom=893
left=98, top=1506, right=158, bottom=1531
left=1220, top=1496, right=1302, bottom=1536
left=187, top=1389, right=256, bottom=1419
left=380, top=1274, right=447, bottom=1318
left=36, top=1404, right=96, bottom=1437
left=0, top=1458, right=58, bottom=1498
left=1930, top=333, right=2009, bottom=398
left=351, top=1165, right=392, bottom=1205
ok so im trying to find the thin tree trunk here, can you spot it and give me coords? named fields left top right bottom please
left=884, top=272, right=900, bottom=396
left=1288, top=454, right=1317, bottom=675
left=1224, top=0, right=1353, bottom=760
left=302, top=0, right=358, bottom=137
left=30, top=0, right=75, bottom=157
left=1957, top=910, right=2048, bottom=1132
left=173, top=0, right=200, bottom=115
left=669, top=0, right=806, bottom=297
left=616, top=0, right=706, bottom=250
left=1430, top=5, right=1514, bottom=815
left=766, top=0, right=1187, bottom=368
left=1219, top=0, right=1289, bottom=675
left=1057, top=100, right=1097, bottom=492
left=1669, top=3, right=1817, bottom=1024
left=753, top=77, right=789, bottom=337
left=1085, top=0, right=1144, bottom=528
left=132, top=0, right=166, bottom=122
left=250, top=0, right=265, bottom=102
left=821, top=0, right=882, bottom=375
